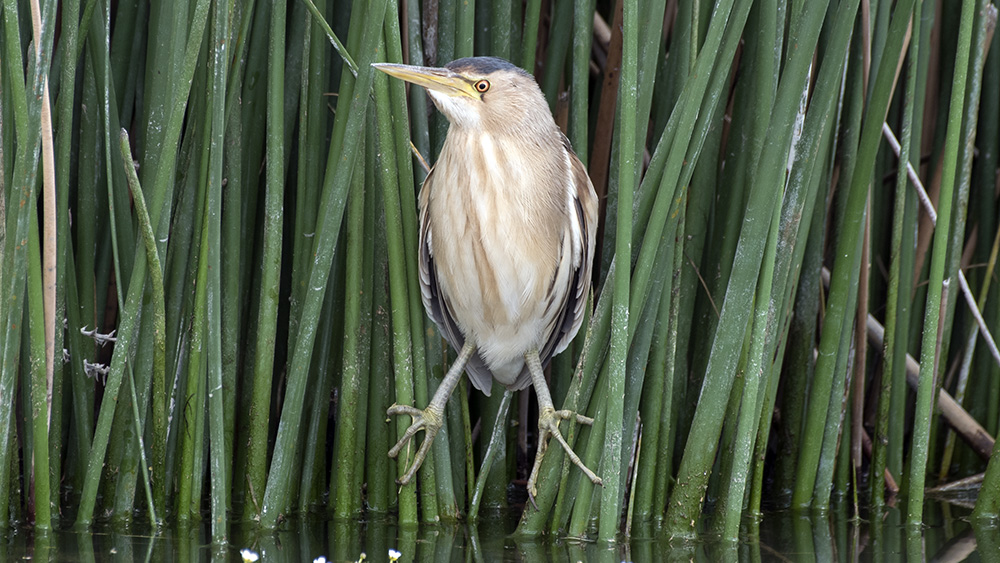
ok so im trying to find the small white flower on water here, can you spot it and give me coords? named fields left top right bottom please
left=240, top=548, right=260, bottom=562
left=313, top=557, right=327, bottom=563
left=389, top=548, right=402, bottom=561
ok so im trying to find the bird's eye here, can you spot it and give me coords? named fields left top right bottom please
left=474, top=79, right=490, bottom=93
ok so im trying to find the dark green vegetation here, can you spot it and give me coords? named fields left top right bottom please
left=1, top=0, right=999, bottom=547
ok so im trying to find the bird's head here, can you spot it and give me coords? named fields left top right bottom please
left=373, top=57, right=554, bottom=136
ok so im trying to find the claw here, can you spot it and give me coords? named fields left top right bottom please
left=526, top=406, right=602, bottom=501
left=387, top=403, right=444, bottom=485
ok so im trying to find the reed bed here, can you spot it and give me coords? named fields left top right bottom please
left=1, top=0, right=999, bottom=544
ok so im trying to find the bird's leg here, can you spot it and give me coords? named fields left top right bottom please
left=524, top=349, right=602, bottom=500
left=388, top=340, right=476, bottom=485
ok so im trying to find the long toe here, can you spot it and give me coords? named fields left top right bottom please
left=526, top=408, right=602, bottom=500
left=548, top=420, right=602, bottom=486
left=386, top=404, right=445, bottom=484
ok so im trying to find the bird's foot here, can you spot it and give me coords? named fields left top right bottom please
left=526, top=406, right=603, bottom=501
left=387, top=403, right=444, bottom=485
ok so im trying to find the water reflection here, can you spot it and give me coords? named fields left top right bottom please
left=3, top=502, right=999, bottom=561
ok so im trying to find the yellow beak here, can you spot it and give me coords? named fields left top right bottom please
left=372, top=63, right=478, bottom=99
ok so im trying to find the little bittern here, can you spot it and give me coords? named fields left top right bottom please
left=374, top=56, right=601, bottom=498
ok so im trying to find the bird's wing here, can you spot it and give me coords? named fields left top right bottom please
left=418, top=170, right=496, bottom=396
left=536, top=137, right=599, bottom=370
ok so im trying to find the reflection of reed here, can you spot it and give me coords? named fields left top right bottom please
left=933, top=529, right=978, bottom=563
left=928, top=472, right=985, bottom=494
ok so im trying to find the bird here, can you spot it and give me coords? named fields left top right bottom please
left=373, top=56, right=602, bottom=499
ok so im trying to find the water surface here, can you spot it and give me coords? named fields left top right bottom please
left=3, top=499, right=998, bottom=561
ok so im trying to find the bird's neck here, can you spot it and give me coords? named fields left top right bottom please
left=437, top=126, right=565, bottom=219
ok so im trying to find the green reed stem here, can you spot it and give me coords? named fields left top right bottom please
left=204, top=0, right=232, bottom=543
left=27, top=211, right=52, bottom=530
left=300, top=0, right=358, bottom=74
left=469, top=390, right=513, bottom=521
left=665, top=0, right=816, bottom=536
left=260, top=0, right=387, bottom=527
left=365, top=178, right=397, bottom=513
left=520, top=0, right=540, bottom=72
left=908, top=0, right=975, bottom=524
left=76, top=0, right=211, bottom=527
left=599, top=0, right=637, bottom=540
left=873, top=1, right=923, bottom=511
left=243, top=0, right=286, bottom=523
left=521, top=0, right=753, bottom=534
left=334, top=128, right=368, bottom=520
left=792, top=0, right=915, bottom=508
left=119, top=130, right=166, bottom=524
left=0, top=0, right=35, bottom=527
left=569, top=0, right=593, bottom=163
